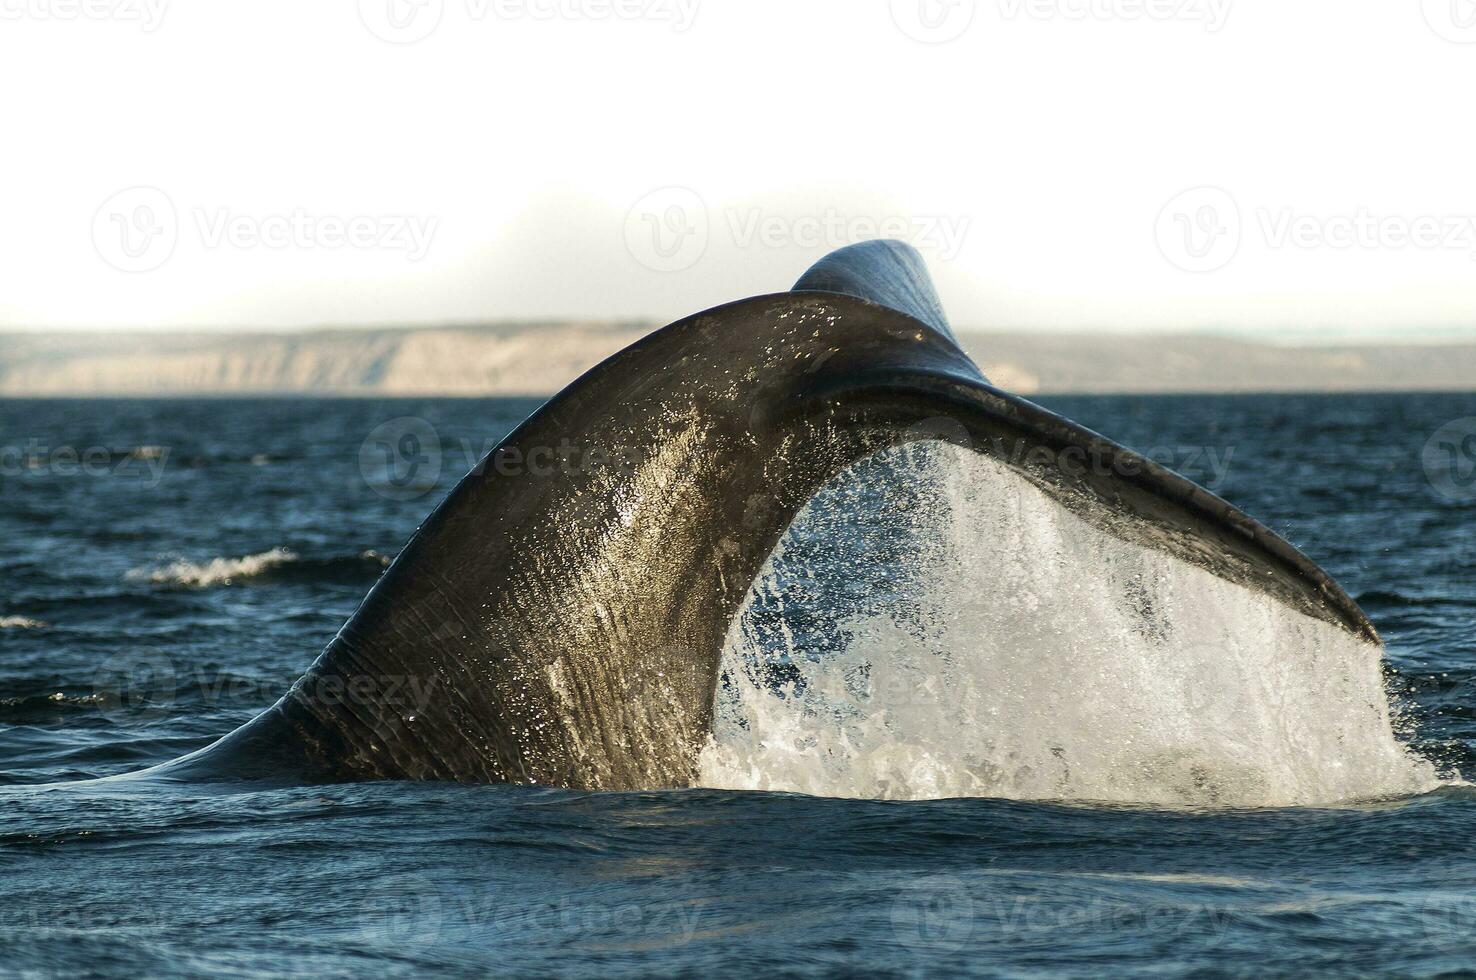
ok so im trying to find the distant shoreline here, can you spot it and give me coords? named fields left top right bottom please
left=5, top=323, right=1476, bottom=396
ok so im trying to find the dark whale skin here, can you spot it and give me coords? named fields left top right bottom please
left=152, top=242, right=1377, bottom=790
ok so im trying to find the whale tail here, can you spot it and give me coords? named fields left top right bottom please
left=154, top=240, right=1378, bottom=790
left=793, top=239, right=960, bottom=344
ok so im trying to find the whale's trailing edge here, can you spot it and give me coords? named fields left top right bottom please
left=154, top=241, right=1378, bottom=790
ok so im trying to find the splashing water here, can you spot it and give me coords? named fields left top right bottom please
left=127, top=548, right=298, bottom=588
left=697, top=443, right=1440, bottom=807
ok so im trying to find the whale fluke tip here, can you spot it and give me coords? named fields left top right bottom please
left=792, top=239, right=957, bottom=345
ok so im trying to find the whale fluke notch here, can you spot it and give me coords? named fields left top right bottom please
left=149, top=240, right=1380, bottom=791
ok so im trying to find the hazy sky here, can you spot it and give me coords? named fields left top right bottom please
left=2, top=1, right=1474, bottom=335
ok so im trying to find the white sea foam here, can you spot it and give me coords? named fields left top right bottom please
left=128, top=548, right=297, bottom=588
left=0, top=616, right=47, bottom=629
left=697, top=444, right=1440, bottom=808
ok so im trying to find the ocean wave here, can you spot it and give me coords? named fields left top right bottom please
left=126, top=548, right=392, bottom=588
left=0, top=616, right=47, bottom=629
left=128, top=548, right=299, bottom=588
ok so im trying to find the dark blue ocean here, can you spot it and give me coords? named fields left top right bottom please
left=3, top=393, right=1476, bottom=977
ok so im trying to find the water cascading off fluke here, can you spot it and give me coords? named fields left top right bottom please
left=123, top=239, right=1416, bottom=801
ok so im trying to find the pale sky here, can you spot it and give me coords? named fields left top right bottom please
left=2, top=0, right=1474, bottom=336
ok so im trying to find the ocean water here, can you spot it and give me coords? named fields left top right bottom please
left=2, top=393, right=1475, bottom=977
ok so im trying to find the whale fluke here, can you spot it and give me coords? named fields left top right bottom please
left=151, top=241, right=1378, bottom=790
left=793, top=239, right=959, bottom=344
